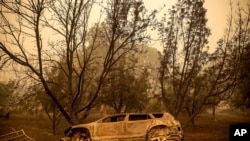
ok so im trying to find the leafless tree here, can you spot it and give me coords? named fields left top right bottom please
left=0, top=0, right=155, bottom=124
left=158, top=0, right=210, bottom=118
left=158, top=0, right=250, bottom=127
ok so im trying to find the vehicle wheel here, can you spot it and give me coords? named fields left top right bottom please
left=146, top=126, right=170, bottom=141
left=71, top=129, right=91, bottom=141
left=80, top=131, right=92, bottom=141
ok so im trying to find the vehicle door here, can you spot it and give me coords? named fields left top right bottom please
left=125, top=114, right=153, bottom=139
left=94, top=115, right=126, bottom=140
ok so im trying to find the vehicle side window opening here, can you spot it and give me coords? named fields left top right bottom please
left=102, top=115, right=126, bottom=123
left=128, top=114, right=151, bottom=121
left=152, top=113, right=164, bottom=118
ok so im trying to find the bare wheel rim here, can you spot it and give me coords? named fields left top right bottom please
left=147, top=126, right=170, bottom=141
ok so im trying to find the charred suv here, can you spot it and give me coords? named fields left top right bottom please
left=60, top=113, right=183, bottom=141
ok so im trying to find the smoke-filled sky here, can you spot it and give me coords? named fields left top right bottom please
left=0, top=0, right=249, bottom=52
left=144, top=0, right=249, bottom=52
left=0, top=0, right=249, bottom=82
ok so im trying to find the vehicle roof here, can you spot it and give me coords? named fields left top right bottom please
left=70, top=112, right=176, bottom=129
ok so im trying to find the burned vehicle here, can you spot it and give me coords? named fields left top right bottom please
left=61, top=113, right=183, bottom=141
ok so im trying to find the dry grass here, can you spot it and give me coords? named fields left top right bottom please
left=0, top=110, right=249, bottom=141
left=0, top=113, right=68, bottom=140
left=182, top=109, right=250, bottom=141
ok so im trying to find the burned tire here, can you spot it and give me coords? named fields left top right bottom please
left=80, top=130, right=92, bottom=141
left=146, top=126, right=170, bottom=141
left=70, top=128, right=92, bottom=141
